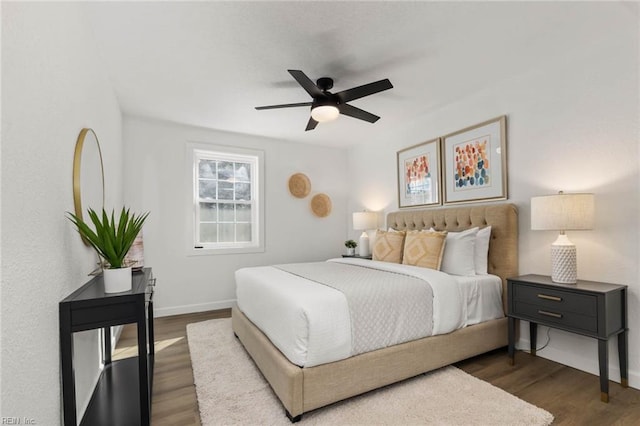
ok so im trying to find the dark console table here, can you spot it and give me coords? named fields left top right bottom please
left=60, top=268, right=155, bottom=426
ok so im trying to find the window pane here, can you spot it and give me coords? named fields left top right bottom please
left=199, top=180, right=217, bottom=201
left=237, top=223, right=251, bottom=242
left=218, top=181, right=234, bottom=200
left=235, top=183, right=251, bottom=201
left=236, top=204, right=251, bottom=222
left=219, top=223, right=234, bottom=242
left=199, top=160, right=216, bottom=179
left=219, top=203, right=234, bottom=221
left=218, top=161, right=234, bottom=180
left=235, top=163, right=251, bottom=181
left=199, top=223, right=217, bottom=243
left=199, top=202, right=217, bottom=221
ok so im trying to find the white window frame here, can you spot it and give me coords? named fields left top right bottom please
left=186, top=142, right=265, bottom=255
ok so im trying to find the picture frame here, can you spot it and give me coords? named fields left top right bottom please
left=397, top=138, right=441, bottom=208
left=442, top=116, right=507, bottom=205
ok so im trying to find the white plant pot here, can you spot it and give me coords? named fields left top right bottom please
left=347, top=247, right=355, bottom=256
left=103, top=267, right=132, bottom=293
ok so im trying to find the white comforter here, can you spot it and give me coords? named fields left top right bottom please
left=236, top=258, right=501, bottom=367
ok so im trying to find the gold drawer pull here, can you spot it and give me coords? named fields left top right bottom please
left=538, top=293, right=562, bottom=302
left=538, top=310, right=562, bottom=319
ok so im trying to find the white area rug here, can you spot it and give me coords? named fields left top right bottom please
left=187, top=319, right=553, bottom=425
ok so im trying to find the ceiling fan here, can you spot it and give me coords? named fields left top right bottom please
left=255, top=70, right=393, bottom=131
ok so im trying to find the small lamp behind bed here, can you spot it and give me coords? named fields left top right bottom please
left=531, top=191, right=594, bottom=284
left=353, top=211, right=378, bottom=257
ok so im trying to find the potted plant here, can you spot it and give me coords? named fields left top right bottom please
left=67, top=207, right=149, bottom=293
left=344, top=239, right=358, bottom=256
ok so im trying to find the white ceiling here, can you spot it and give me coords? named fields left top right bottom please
left=85, top=1, right=630, bottom=147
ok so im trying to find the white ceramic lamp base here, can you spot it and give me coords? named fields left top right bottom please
left=358, top=231, right=370, bottom=257
left=550, top=234, right=577, bottom=284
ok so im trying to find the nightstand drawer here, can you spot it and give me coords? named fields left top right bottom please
left=512, top=300, right=598, bottom=333
left=512, top=283, right=597, bottom=316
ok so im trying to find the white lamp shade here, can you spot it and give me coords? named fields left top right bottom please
left=531, top=193, right=594, bottom=231
left=311, top=105, right=339, bottom=122
left=531, top=192, right=594, bottom=284
left=353, top=211, right=377, bottom=230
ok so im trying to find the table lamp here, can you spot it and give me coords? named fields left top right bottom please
left=531, top=191, right=594, bottom=284
left=353, top=211, right=377, bottom=257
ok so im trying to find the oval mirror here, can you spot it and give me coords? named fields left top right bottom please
left=72, top=128, right=105, bottom=245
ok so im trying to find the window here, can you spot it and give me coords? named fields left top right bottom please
left=188, top=143, right=264, bottom=254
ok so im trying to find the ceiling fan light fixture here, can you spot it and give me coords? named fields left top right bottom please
left=311, top=105, right=340, bottom=123
left=255, top=70, right=393, bottom=131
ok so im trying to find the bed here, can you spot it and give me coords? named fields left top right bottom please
left=232, top=203, right=518, bottom=421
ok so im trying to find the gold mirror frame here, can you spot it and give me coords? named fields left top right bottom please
left=72, top=128, right=105, bottom=245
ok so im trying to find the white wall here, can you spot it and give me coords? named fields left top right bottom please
left=122, top=116, right=348, bottom=316
left=0, top=3, right=636, bottom=423
left=347, top=4, right=640, bottom=387
left=1, top=2, right=123, bottom=422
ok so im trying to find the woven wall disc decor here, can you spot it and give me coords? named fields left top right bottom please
left=288, top=173, right=311, bottom=198
left=310, top=193, right=332, bottom=218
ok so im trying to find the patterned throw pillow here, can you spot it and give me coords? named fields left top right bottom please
left=402, top=230, right=447, bottom=270
left=372, top=229, right=406, bottom=263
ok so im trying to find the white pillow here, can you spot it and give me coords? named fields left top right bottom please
left=430, top=226, right=491, bottom=275
left=475, top=226, right=492, bottom=275
left=439, top=227, right=478, bottom=276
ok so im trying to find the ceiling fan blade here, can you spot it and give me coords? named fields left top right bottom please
left=336, top=79, right=393, bottom=103
left=288, top=70, right=324, bottom=98
left=305, top=117, right=319, bottom=131
left=255, top=102, right=312, bottom=110
left=338, top=103, right=380, bottom=123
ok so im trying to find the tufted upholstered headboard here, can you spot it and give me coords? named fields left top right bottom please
left=387, top=203, right=518, bottom=311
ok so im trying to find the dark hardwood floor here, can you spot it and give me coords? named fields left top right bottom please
left=114, top=310, right=640, bottom=425
left=456, top=350, right=640, bottom=425
left=115, top=309, right=228, bottom=426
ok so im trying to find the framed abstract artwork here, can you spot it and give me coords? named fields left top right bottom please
left=442, top=115, right=507, bottom=205
left=397, top=138, right=441, bottom=208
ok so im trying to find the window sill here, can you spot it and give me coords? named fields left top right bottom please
left=187, top=246, right=265, bottom=256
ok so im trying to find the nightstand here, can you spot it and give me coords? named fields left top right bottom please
left=341, top=254, right=373, bottom=260
left=507, top=274, right=628, bottom=403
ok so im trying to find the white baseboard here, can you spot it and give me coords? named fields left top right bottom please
left=154, top=299, right=235, bottom=317
left=517, top=338, right=639, bottom=390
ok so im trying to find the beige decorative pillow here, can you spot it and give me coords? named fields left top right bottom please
left=402, top=230, right=447, bottom=270
left=372, top=229, right=406, bottom=263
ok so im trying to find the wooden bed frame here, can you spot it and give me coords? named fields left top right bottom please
left=232, top=203, right=518, bottom=421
